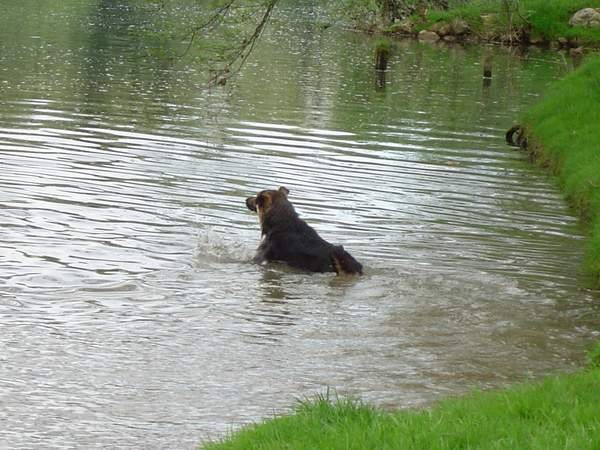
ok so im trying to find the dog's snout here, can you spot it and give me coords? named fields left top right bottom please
left=246, top=196, right=257, bottom=212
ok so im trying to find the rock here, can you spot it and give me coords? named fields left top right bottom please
left=418, top=30, right=440, bottom=42
left=528, top=34, right=544, bottom=45
left=506, top=125, right=525, bottom=148
left=451, top=18, right=470, bottom=35
left=431, top=21, right=452, bottom=36
left=443, top=35, right=457, bottom=42
left=391, top=18, right=415, bottom=34
left=570, top=46, right=584, bottom=57
left=569, top=8, right=600, bottom=27
left=557, top=37, right=568, bottom=47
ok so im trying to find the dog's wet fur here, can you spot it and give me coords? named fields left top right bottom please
left=245, top=187, right=363, bottom=275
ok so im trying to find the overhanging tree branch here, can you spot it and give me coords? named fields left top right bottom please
left=137, top=0, right=281, bottom=85
left=209, top=0, right=279, bottom=85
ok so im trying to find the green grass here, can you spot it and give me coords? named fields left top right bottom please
left=204, top=364, right=600, bottom=449
left=522, top=56, right=600, bottom=284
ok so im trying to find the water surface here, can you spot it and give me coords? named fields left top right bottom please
left=1, top=2, right=599, bottom=449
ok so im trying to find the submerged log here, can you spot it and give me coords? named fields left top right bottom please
left=374, top=46, right=390, bottom=89
left=482, top=51, right=493, bottom=87
left=483, top=52, right=493, bottom=79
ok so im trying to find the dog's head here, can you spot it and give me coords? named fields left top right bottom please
left=245, top=186, right=292, bottom=232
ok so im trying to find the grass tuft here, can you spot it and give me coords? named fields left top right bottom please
left=588, top=341, right=600, bottom=368
left=204, top=367, right=600, bottom=449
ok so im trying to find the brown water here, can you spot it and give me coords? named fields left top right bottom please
left=1, top=1, right=599, bottom=449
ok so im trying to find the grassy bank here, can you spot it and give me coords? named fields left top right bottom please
left=521, top=56, right=600, bottom=285
left=205, top=347, right=600, bottom=449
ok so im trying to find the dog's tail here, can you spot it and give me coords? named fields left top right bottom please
left=331, top=246, right=363, bottom=276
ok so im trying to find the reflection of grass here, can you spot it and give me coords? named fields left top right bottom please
left=522, top=57, right=600, bottom=285
left=205, top=346, right=600, bottom=449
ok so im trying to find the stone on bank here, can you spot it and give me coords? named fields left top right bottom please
left=569, top=8, right=600, bottom=28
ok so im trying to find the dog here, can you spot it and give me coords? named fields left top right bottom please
left=245, top=186, right=363, bottom=275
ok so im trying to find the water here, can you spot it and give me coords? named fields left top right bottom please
left=1, top=1, right=599, bottom=449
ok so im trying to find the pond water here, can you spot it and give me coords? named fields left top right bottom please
left=1, top=1, right=599, bottom=449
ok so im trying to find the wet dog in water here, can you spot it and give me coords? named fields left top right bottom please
left=245, top=187, right=363, bottom=275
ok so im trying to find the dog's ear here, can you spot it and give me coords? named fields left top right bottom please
left=278, top=186, right=289, bottom=196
